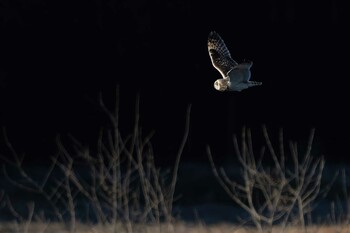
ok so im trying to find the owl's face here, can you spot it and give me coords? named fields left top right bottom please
left=214, top=79, right=228, bottom=91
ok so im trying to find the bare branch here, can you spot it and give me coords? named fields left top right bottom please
left=208, top=126, right=327, bottom=233
left=168, top=104, right=191, bottom=215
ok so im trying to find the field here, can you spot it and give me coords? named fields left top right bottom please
left=1, top=222, right=350, bottom=233
left=1, top=93, right=350, bottom=233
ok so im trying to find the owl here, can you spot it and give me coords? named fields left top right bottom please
left=208, top=31, right=262, bottom=92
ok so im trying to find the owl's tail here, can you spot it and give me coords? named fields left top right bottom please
left=248, top=81, right=262, bottom=87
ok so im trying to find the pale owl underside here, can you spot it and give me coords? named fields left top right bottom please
left=208, top=31, right=262, bottom=92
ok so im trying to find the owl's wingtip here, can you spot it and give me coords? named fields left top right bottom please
left=209, top=31, right=218, bottom=36
left=208, top=31, right=221, bottom=41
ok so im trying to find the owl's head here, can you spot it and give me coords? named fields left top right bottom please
left=214, top=79, right=228, bottom=91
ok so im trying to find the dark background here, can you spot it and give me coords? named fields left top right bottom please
left=0, top=0, right=349, bottom=165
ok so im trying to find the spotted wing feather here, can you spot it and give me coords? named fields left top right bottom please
left=208, top=31, right=237, bottom=78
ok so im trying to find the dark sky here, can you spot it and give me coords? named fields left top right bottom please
left=0, top=0, right=349, bottom=164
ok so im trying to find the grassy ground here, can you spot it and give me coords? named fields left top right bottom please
left=1, top=222, right=350, bottom=233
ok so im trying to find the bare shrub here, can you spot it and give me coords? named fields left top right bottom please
left=207, top=126, right=329, bottom=233
left=0, top=87, right=191, bottom=233
left=323, top=169, right=350, bottom=233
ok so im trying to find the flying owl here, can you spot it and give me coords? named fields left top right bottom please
left=208, top=31, right=262, bottom=92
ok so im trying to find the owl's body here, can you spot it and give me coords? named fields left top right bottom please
left=208, top=31, right=262, bottom=92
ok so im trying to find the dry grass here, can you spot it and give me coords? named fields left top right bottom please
left=1, top=222, right=350, bottom=233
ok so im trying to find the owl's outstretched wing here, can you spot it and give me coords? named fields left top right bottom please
left=208, top=31, right=238, bottom=79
